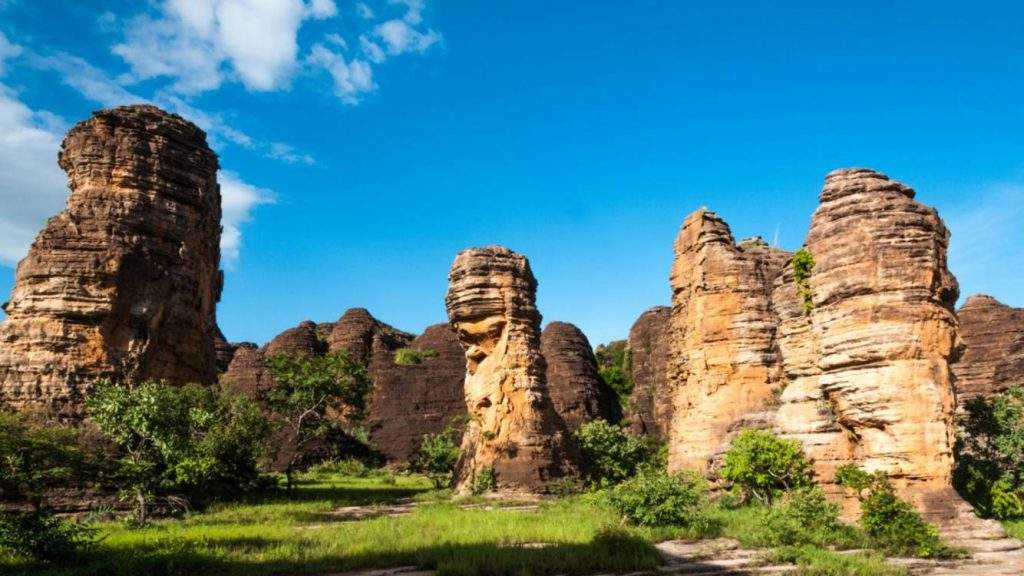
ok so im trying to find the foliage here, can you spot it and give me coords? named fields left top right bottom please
left=954, top=387, right=1024, bottom=519
left=86, top=381, right=269, bottom=524
left=595, top=341, right=633, bottom=402
left=792, top=248, right=815, bottom=314
left=411, top=426, right=461, bottom=489
left=0, top=511, right=93, bottom=563
left=264, top=350, right=369, bottom=489
left=758, top=486, right=865, bottom=549
left=472, top=467, right=496, bottom=495
left=768, top=545, right=906, bottom=576
left=393, top=348, right=438, bottom=365
left=609, top=468, right=715, bottom=531
left=721, top=430, right=813, bottom=504
left=836, top=465, right=952, bottom=558
left=574, top=419, right=663, bottom=487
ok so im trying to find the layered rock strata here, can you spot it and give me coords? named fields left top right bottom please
left=540, top=321, right=617, bottom=432
left=328, top=308, right=412, bottom=365
left=952, top=295, right=1024, bottom=410
left=0, top=105, right=222, bottom=419
left=446, top=246, right=579, bottom=492
left=626, top=306, right=672, bottom=438
left=667, top=214, right=789, bottom=472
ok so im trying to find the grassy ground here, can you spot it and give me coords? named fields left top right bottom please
left=1003, top=519, right=1024, bottom=540
left=3, top=470, right=906, bottom=576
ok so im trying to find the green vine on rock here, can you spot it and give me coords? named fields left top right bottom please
left=792, top=248, right=815, bottom=315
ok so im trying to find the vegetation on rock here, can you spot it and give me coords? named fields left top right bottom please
left=594, top=341, right=633, bottom=402
left=792, top=247, right=815, bottom=314
left=393, top=347, right=438, bottom=365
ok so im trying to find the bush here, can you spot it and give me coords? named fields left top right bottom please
left=393, top=348, right=438, bottom=365
left=836, top=465, right=951, bottom=558
left=575, top=419, right=663, bottom=487
left=721, top=430, right=813, bottom=504
left=86, top=381, right=269, bottom=524
left=308, top=458, right=369, bottom=477
left=0, top=510, right=92, bottom=562
left=595, top=342, right=633, bottom=400
left=792, top=248, right=815, bottom=314
left=954, top=387, right=1024, bottom=519
left=609, top=468, right=715, bottom=531
left=472, top=467, right=496, bottom=495
left=758, top=486, right=865, bottom=549
left=411, top=428, right=461, bottom=489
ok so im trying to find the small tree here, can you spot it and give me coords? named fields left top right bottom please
left=86, top=381, right=268, bottom=524
left=264, top=350, right=369, bottom=490
left=394, top=348, right=438, bottom=365
left=411, top=423, right=462, bottom=489
left=609, top=468, right=714, bottom=532
left=955, top=386, right=1024, bottom=519
left=721, top=429, right=813, bottom=505
left=792, top=248, right=815, bottom=314
left=575, top=419, right=662, bottom=487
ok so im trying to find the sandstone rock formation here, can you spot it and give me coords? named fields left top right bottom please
left=213, top=327, right=237, bottom=372
left=328, top=308, right=412, bottom=365
left=667, top=213, right=789, bottom=472
left=364, top=323, right=467, bottom=463
left=222, top=344, right=272, bottom=399
left=626, top=306, right=672, bottom=438
left=540, top=321, right=617, bottom=432
left=446, top=246, right=579, bottom=492
left=0, top=105, right=222, bottom=419
left=266, top=320, right=326, bottom=357
left=952, top=294, right=1024, bottom=410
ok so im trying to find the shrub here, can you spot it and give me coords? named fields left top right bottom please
left=954, top=387, right=1024, bottom=519
left=836, top=465, right=951, bottom=558
left=758, top=486, right=865, bottom=549
left=411, top=427, right=461, bottom=489
left=472, top=467, right=496, bottom=495
left=308, top=458, right=369, bottom=477
left=595, top=342, right=633, bottom=400
left=609, top=468, right=715, bottom=531
left=393, top=348, right=438, bottom=365
left=86, top=381, right=269, bottom=524
left=792, top=248, right=815, bottom=314
left=721, top=430, right=813, bottom=504
left=575, top=419, right=663, bottom=487
left=0, top=510, right=92, bottom=562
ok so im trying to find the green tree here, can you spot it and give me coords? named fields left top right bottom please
left=264, top=350, right=369, bottom=490
left=792, top=248, right=815, bottom=314
left=595, top=341, right=633, bottom=400
left=609, top=468, right=714, bottom=531
left=410, top=421, right=463, bottom=489
left=575, top=419, right=663, bottom=487
left=721, top=429, right=813, bottom=504
left=955, top=386, right=1024, bottom=518
left=0, top=411, right=95, bottom=511
left=86, top=381, right=268, bottom=524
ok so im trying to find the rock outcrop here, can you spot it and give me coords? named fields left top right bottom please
left=952, top=295, right=1024, bottom=410
left=364, top=323, right=467, bottom=463
left=266, top=320, right=326, bottom=357
left=445, top=246, right=579, bottom=492
left=540, top=321, right=617, bottom=432
left=626, top=306, right=672, bottom=438
left=328, top=308, right=412, bottom=365
left=667, top=213, right=789, bottom=472
left=213, top=327, right=236, bottom=372
left=0, top=105, right=222, bottom=419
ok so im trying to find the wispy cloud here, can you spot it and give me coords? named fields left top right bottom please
left=219, top=171, right=276, bottom=266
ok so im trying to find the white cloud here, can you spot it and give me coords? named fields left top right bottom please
left=268, top=142, right=315, bottom=165
left=945, top=184, right=1024, bottom=306
left=218, top=171, right=275, bottom=264
left=113, top=0, right=339, bottom=94
left=355, top=2, right=374, bottom=19
left=359, top=35, right=387, bottom=64
left=0, top=84, right=68, bottom=265
left=374, top=19, right=440, bottom=56
left=307, top=43, right=375, bottom=104
left=29, top=51, right=146, bottom=107
left=0, top=31, right=22, bottom=75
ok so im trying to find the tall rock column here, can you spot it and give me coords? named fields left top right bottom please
left=0, top=105, right=222, bottom=418
left=667, top=211, right=789, bottom=472
left=445, top=246, right=578, bottom=492
left=626, top=306, right=672, bottom=438
left=804, top=168, right=960, bottom=518
left=540, top=321, right=617, bottom=432
left=952, top=294, right=1024, bottom=411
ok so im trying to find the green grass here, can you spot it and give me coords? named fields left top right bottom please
left=1003, top=519, right=1024, bottom=540
left=2, top=471, right=911, bottom=576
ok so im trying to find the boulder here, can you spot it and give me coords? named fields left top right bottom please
left=0, top=105, right=222, bottom=419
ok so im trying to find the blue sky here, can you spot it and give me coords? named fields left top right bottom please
left=1, top=1, right=1022, bottom=347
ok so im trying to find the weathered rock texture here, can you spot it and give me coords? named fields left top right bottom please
left=364, top=323, right=468, bottom=463
left=626, top=306, right=672, bottom=438
left=667, top=213, right=789, bottom=472
left=952, top=294, right=1024, bottom=410
left=266, top=320, right=327, bottom=358
left=0, top=105, right=222, bottom=419
left=328, top=308, right=412, bottom=365
left=540, top=321, right=617, bottom=432
left=446, top=246, right=578, bottom=492
left=213, top=327, right=236, bottom=372
left=667, top=169, right=966, bottom=521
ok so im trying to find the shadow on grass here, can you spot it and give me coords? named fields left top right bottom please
left=2, top=529, right=732, bottom=576
left=261, top=484, right=431, bottom=506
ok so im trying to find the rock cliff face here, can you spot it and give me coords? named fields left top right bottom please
left=952, top=295, right=1024, bottom=409
left=0, top=105, right=222, bottom=419
left=667, top=212, right=789, bottom=472
left=213, top=327, right=236, bottom=372
left=446, top=246, right=578, bottom=492
left=365, top=323, right=467, bottom=463
left=266, top=320, right=326, bottom=357
left=540, top=321, right=616, bottom=432
left=626, top=306, right=672, bottom=438
left=328, top=308, right=412, bottom=365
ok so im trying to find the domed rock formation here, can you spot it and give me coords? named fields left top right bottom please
left=328, top=308, right=412, bottom=364
left=0, top=105, right=222, bottom=419
left=265, top=320, right=326, bottom=357
left=667, top=212, right=790, bottom=472
left=365, top=323, right=467, bottom=463
left=540, top=321, right=617, bottom=432
left=625, top=306, right=672, bottom=438
left=445, top=246, right=579, bottom=492
left=222, top=344, right=272, bottom=399
left=952, top=294, right=1024, bottom=410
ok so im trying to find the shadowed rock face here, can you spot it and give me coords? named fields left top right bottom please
left=365, top=323, right=468, bottom=463
left=540, top=321, right=617, bottom=432
left=328, top=308, right=412, bottom=365
left=952, top=294, right=1024, bottom=410
left=213, top=327, right=236, bottom=373
left=667, top=213, right=790, bottom=472
left=266, top=320, right=326, bottom=358
left=626, top=306, right=672, bottom=438
left=446, top=246, right=579, bottom=492
left=0, top=105, right=222, bottom=419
